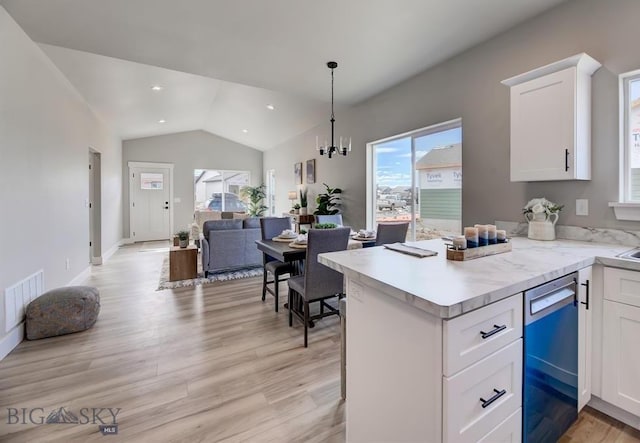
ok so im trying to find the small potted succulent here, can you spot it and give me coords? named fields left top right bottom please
left=177, top=230, right=190, bottom=248
left=292, top=203, right=301, bottom=215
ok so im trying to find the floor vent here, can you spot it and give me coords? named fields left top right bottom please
left=4, top=270, right=44, bottom=332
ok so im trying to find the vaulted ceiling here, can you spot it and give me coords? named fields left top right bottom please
left=1, top=0, right=567, bottom=149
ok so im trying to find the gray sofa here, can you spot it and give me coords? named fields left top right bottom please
left=201, top=218, right=262, bottom=275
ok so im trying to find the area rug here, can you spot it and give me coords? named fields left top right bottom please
left=157, top=255, right=263, bottom=290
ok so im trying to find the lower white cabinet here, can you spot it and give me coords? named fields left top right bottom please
left=578, top=266, right=593, bottom=411
left=444, top=340, right=523, bottom=443
left=478, top=408, right=522, bottom=443
left=601, top=299, right=640, bottom=416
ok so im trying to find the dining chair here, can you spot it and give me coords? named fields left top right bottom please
left=375, top=222, right=410, bottom=246
left=287, top=227, right=350, bottom=347
left=260, top=217, right=295, bottom=312
left=315, top=214, right=343, bottom=226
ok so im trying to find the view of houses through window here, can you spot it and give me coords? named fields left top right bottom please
left=194, top=169, right=250, bottom=212
left=371, top=120, right=462, bottom=241
left=626, top=74, right=640, bottom=201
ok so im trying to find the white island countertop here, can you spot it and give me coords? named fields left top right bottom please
left=318, top=237, right=640, bottom=319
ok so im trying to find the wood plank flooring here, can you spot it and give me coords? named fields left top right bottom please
left=0, top=241, right=638, bottom=442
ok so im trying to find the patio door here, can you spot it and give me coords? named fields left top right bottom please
left=129, top=162, right=174, bottom=242
left=368, top=119, right=462, bottom=240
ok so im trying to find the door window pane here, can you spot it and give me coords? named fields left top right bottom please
left=140, top=173, right=163, bottom=190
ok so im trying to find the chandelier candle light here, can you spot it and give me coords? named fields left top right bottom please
left=316, top=61, right=351, bottom=158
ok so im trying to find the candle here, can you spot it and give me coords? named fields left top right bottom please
left=487, top=224, right=497, bottom=244
left=475, top=224, right=489, bottom=246
left=497, top=230, right=507, bottom=243
left=464, top=227, right=478, bottom=248
left=453, top=235, right=467, bottom=250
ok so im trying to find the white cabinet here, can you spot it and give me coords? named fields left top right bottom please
left=602, top=268, right=640, bottom=416
left=577, top=266, right=592, bottom=411
left=444, top=293, right=522, bottom=376
left=502, top=53, right=601, bottom=182
left=345, top=277, right=522, bottom=443
left=444, top=340, right=522, bottom=443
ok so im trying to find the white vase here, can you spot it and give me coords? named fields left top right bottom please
left=526, top=212, right=558, bottom=241
left=300, top=207, right=308, bottom=215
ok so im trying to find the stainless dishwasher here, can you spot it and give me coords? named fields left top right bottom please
left=523, top=272, right=579, bottom=443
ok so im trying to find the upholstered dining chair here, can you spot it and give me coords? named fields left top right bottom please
left=287, top=227, right=350, bottom=347
left=260, top=217, right=295, bottom=312
left=315, top=214, right=343, bottom=226
left=375, top=222, right=410, bottom=246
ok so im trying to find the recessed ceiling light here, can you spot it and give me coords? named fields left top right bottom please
left=151, top=85, right=163, bottom=91
left=158, top=119, right=166, bottom=124
left=266, top=104, right=275, bottom=111
left=242, top=129, right=249, bottom=133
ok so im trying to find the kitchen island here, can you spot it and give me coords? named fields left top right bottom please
left=319, top=237, right=639, bottom=442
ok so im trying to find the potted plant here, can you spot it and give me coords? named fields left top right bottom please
left=177, top=230, right=190, bottom=248
left=314, top=183, right=342, bottom=215
left=299, top=189, right=308, bottom=215
left=240, top=184, right=268, bottom=217
left=523, top=197, right=563, bottom=240
left=314, top=223, right=337, bottom=229
left=293, top=203, right=301, bottom=214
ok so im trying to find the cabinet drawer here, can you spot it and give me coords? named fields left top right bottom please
left=478, top=408, right=522, bottom=443
left=604, top=267, right=640, bottom=308
left=444, top=339, right=523, bottom=443
left=444, top=293, right=523, bottom=376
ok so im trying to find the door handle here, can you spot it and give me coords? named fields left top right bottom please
left=480, top=324, right=506, bottom=339
left=565, top=148, right=569, bottom=172
left=480, top=389, right=507, bottom=408
left=581, top=280, right=590, bottom=310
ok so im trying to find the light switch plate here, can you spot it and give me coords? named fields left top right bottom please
left=576, top=199, right=588, bottom=216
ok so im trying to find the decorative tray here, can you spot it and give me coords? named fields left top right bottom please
left=446, top=241, right=512, bottom=261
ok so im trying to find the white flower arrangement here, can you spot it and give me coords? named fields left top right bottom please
left=523, top=197, right=563, bottom=220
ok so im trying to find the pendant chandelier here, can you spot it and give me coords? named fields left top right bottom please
left=316, top=61, right=351, bottom=158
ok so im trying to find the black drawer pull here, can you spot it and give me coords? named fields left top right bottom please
left=581, top=280, right=590, bottom=310
left=480, top=324, right=506, bottom=339
left=480, top=389, right=507, bottom=409
left=565, top=148, right=570, bottom=171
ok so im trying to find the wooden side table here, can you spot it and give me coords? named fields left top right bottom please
left=169, top=245, right=198, bottom=281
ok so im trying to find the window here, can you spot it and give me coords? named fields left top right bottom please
left=194, top=169, right=250, bottom=212
left=367, top=119, right=462, bottom=240
left=622, top=71, right=640, bottom=202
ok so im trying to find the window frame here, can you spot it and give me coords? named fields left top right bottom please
left=619, top=69, right=640, bottom=203
left=366, top=118, right=462, bottom=237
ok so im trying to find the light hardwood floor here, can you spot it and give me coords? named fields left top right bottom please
left=0, top=242, right=638, bottom=442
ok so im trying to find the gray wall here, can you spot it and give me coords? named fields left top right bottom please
left=264, top=0, right=640, bottom=232
left=0, top=6, right=122, bottom=352
left=122, top=130, right=263, bottom=236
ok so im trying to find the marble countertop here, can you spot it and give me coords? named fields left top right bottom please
left=318, top=237, right=640, bottom=319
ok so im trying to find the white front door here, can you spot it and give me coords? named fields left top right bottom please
left=130, top=163, right=173, bottom=242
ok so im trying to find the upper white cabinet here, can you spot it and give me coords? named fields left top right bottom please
left=502, top=53, right=601, bottom=182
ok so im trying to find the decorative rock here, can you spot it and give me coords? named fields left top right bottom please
left=26, top=286, right=100, bottom=340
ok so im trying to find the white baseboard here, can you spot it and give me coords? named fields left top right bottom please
left=0, top=324, right=24, bottom=361
left=121, top=237, right=135, bottom=245
left=91, top=256, right=103, bottom=265
left=589, top=395, right=640, bottom=430
left=67, top=265, right=92, bottom=286
left=101, top=240, right=123, bottom=262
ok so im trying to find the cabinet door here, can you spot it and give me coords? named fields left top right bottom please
left=577, top=266, right=592, bottom=411
left=602, top=300, right=640, bottom=416
left=510, top=67, right=575, bottom=181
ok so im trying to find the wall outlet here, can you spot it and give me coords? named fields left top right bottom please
left=65, top=258, right=70, bottom=270
left=576, top=199, right=589, bottom=216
